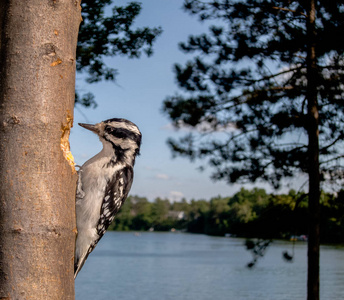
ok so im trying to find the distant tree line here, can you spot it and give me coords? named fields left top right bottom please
left=110, top=188, right=344, bottom=243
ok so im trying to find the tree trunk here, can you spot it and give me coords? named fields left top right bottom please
left=306, top=0, right=320, bottom=300
left=0, top=1, right=81, bottom=299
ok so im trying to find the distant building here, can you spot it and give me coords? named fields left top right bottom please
left=167, top=211, right=186, bottom=220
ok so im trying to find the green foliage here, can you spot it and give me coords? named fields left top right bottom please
left=319, top=190, right=344, bottom=242
left=162, top=0, right=344, bottom=189
left=110, top=189, right=344, bottom=243
left=75, top=0, right=162, bottom=106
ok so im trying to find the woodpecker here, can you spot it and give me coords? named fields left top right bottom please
left=74, top=118, right=141, bottom=278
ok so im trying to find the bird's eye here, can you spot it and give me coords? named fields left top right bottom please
left=105, top=126, right=113, bottom=133
left=105, top=127, right=127, bottom=139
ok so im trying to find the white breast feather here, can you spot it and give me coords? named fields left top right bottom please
left=75, top=143, right=125, bottom=262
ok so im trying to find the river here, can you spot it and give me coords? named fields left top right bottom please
left=75, top=232, right=344, bottom=300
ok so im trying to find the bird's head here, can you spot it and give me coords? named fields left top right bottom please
left=79, top=118, right=142, bottom=162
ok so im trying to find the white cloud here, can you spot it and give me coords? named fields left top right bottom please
left=155, top=173, right=170, bottom=180
left=169, top=191, right=184, bottom=202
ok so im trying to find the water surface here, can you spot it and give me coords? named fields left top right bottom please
left=75, top=232, right=344, bottom=300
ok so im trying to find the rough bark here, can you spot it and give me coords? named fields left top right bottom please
left=306, top=0, right=320, bottom=299
left=0, top=0, right=81, bottom=299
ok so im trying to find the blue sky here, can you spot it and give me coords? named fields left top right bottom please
left=70, top=0, right=283, bottom=201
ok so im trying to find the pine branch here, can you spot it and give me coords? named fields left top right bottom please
left=320, top=155, right=344, bottom=166
left=320, top=134, right=344, bottom=153
left=272, top=6, right=307, bottom=17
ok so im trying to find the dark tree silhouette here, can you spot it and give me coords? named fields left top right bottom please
left=162, top=1, right=344, bottom=299
left=76, top=0, right=162, bottom=107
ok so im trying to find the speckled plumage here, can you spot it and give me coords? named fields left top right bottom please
left=74, top=118, right=141, bottom=279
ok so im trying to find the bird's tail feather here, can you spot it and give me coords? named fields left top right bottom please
left=74, top=252, right=89, bottom=279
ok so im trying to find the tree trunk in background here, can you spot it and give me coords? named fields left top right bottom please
left=306, top=0, right=320, bottom=300
left=0, top=1, right=81, bottom=299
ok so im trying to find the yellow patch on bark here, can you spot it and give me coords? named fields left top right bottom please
left=50, top=57, right=62, bottom=67
left=60, top=112, right=76, bottom=173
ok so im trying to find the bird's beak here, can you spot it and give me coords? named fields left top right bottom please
left=78, top=123, right=99, bottom=134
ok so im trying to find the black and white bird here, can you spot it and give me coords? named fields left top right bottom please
left=74, top=118, right=141, bottom=278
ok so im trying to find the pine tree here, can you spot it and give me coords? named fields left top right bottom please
left=163, top=1, right=344, bottom=299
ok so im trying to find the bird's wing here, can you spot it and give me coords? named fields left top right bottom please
left=74, top=166, right=133, bottom=278
left=75, top=168, right=86, bottom=199
left=96, top=166, right=133, bottom=237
